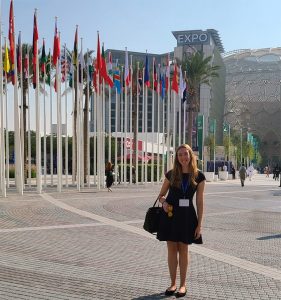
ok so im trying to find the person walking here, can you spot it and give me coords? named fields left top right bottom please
left=156, top=144, right=205, bottom=298
left=239, top=164, right=247, bottom=187
left=105, top=162, right=114, bottom=192
left=231, top=166, right=236, bottom=179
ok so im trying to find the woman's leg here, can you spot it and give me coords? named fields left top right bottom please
left=166, top=241, right=178, bottom=289
left=178, top=242, right=188, bottom=292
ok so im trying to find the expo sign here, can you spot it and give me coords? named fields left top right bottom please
left=174, top=31, right=210, bottom=46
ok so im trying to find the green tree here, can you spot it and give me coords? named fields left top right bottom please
left=181, top=52, right=220, bottom=147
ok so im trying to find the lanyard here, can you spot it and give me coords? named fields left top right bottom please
left=181, top=177, right=189, bottom=197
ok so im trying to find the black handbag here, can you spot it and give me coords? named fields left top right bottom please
left=143, top=198, right=162, bottom=234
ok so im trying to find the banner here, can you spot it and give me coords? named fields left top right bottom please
left=197, top=115, right=204, bottom=160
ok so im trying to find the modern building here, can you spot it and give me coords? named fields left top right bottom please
left=223, top=48, right=281, bottom=166
left=91, top=29, right=226, bottom=153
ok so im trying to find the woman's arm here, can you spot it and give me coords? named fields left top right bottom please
left=158, top=177, right=170, bottom=212
left=195, top=179, right=205, bottom=238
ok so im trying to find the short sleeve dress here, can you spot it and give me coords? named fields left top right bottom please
left=157, top=170, right=205, bottom=245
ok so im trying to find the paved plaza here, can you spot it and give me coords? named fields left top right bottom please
left=0, top=174, right=281, bottom=299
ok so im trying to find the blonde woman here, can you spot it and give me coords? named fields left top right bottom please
left=157, top=144, right=205, bottom=298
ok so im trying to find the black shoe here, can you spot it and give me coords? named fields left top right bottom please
left=165, top=288, right=177, bottom=296
left=176, top=288, right=186, bottom=298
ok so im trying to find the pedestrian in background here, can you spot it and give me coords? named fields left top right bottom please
left=105, top=162, right=114, bottom=192
left=239, top=164, right=247, bottom=187
left=231, top=166, right=236, bottom=179
left=156, top=144, right=205, bottom=298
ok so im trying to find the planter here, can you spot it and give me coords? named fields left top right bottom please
left=204, top=172, right=214, bottom=182
left=219, top=171, right=228, bottom=180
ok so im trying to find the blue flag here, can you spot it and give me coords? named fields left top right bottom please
left=113, top=69, right=121, bottom=94
left=144, top=54, right=150, bottom=87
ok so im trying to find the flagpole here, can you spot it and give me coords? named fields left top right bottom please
left=157, top=64, right=160, bottom=184
left=151, top=57, right=155, bottom=185
left=108, top=54, right=112, bottom=166
left=71, top=56, right=75, bottom=185
left=86, top=49, right=90, bottom=188
left=26, top=52, right=31, bottom=188
left=34, top=9, right=41, bottom=194
left=162, top=67, right=165, bottom=179
left=0, top=14, right=6, bottom=197
left=4, top=38, right=10, bottom=189
left=120, top=66, right=124, bottom=184
left=56, top=29, right=62, bottom=192
left=183, top=71, right=187, bottom=145
left=141, top=67, right=144, bottom=184
left=166, top=54, right=171, bottom=172
left=43, top=40, right=47, bottom=189
left=80, top=39, right=84, bottom=188
left=49, top=50, right=53, bottom=186
left=124, top=48, right=128, bottom=184
left=114, top=87, right=118, bottom=185
left=19, top=32, right=25, bottom=188
left=64, top=44, right=68, bottom=188
left=136, top=62, right=139, bottom=185
left=129, top=54, right=133, bottom=185
left=13, top=15, right=24, bottom=195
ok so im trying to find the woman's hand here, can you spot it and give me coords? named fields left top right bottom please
left=194, top=225, right=202, bottom=239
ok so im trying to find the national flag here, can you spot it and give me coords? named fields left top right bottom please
left=87, top=55, right=94, bottom=84
left=61, top=45, right=68, bottom=83
left=24, top=54, right=28, bottom=79
left=95, top=33, right=102, bottom=75
left=144, top=54, right=150, bottom=87
left=4, top=43, right=10, bottom=74
left=17, top=32, right=22, bottom=74
left=108, top=52, right=113, bottom=76
left=182, top=88, right=187, bottom=103
left=153, top=58, right=158, bottom=91
left=46, top=51, right=51, bottom=85
left=171, top=62, right=178, bottom=94
left=113, top=69, right=121, bottom=94
left=179, top=65, right=186, bottom=99
left=32, top=11, right=39, bottom=89
left=52, top=19, right=60, bottom=66
left=125, top=48, right=130, bottom=87
left=101, top=44, right=113, bottom=87
left=78, top=48, right=85, bottom=83
left=137, top=68, right=143, bottom=95
left=165, top=54, right=170, bottom=90
left=40, top=39, right=47, bottom=76
left=72, top=26, right=78, bottom=66
left=160, top=70, right=166, bottom=100
left=8, top=0, right=15, bottom=84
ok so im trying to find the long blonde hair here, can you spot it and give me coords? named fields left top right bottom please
left=170, top=144, right=198, bottom=188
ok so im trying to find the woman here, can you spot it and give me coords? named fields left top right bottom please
left=157, top=144, right=205, bottom=298
left=105, top=162, right=114, bottom=192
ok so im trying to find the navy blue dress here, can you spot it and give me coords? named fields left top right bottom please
left=157, top=170, right=205, bottom=245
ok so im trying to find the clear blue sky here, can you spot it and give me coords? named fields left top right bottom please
left=2, top=0, right=281, bottom=55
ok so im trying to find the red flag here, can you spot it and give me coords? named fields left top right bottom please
left=53, top=20, right=60, bottom=66
left=95, top=33, right=102, bottom=75
left=32, top=11, right=39, bottom=89
left=171, top=63, right=179, bottom=94
left=153, top=58, right=158, bottom=91
left=101, top=44, right=113, bottom=88
left=8, top=0, right=15, bottom=84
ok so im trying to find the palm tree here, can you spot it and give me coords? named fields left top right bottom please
left=181, top=51, right=220, bottom=147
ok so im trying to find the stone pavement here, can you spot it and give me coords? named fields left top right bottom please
left=0, top=174, right=281, bottom=299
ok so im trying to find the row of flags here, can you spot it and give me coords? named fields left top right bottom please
left=4, top=0, right=189, bottom=102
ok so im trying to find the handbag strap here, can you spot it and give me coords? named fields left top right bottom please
left=153, top=197, right=160, bottom=207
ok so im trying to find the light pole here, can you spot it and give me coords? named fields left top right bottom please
left=240, top=128, right=243, bottom=166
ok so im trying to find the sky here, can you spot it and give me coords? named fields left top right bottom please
left=2, top=0, right=281, bottom=55
left=3, top=0, right=281, bottom=133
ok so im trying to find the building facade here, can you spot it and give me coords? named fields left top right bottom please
left=91, top=29, right=226, bottom=152
left=223, top=48, right=281, bottom=166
